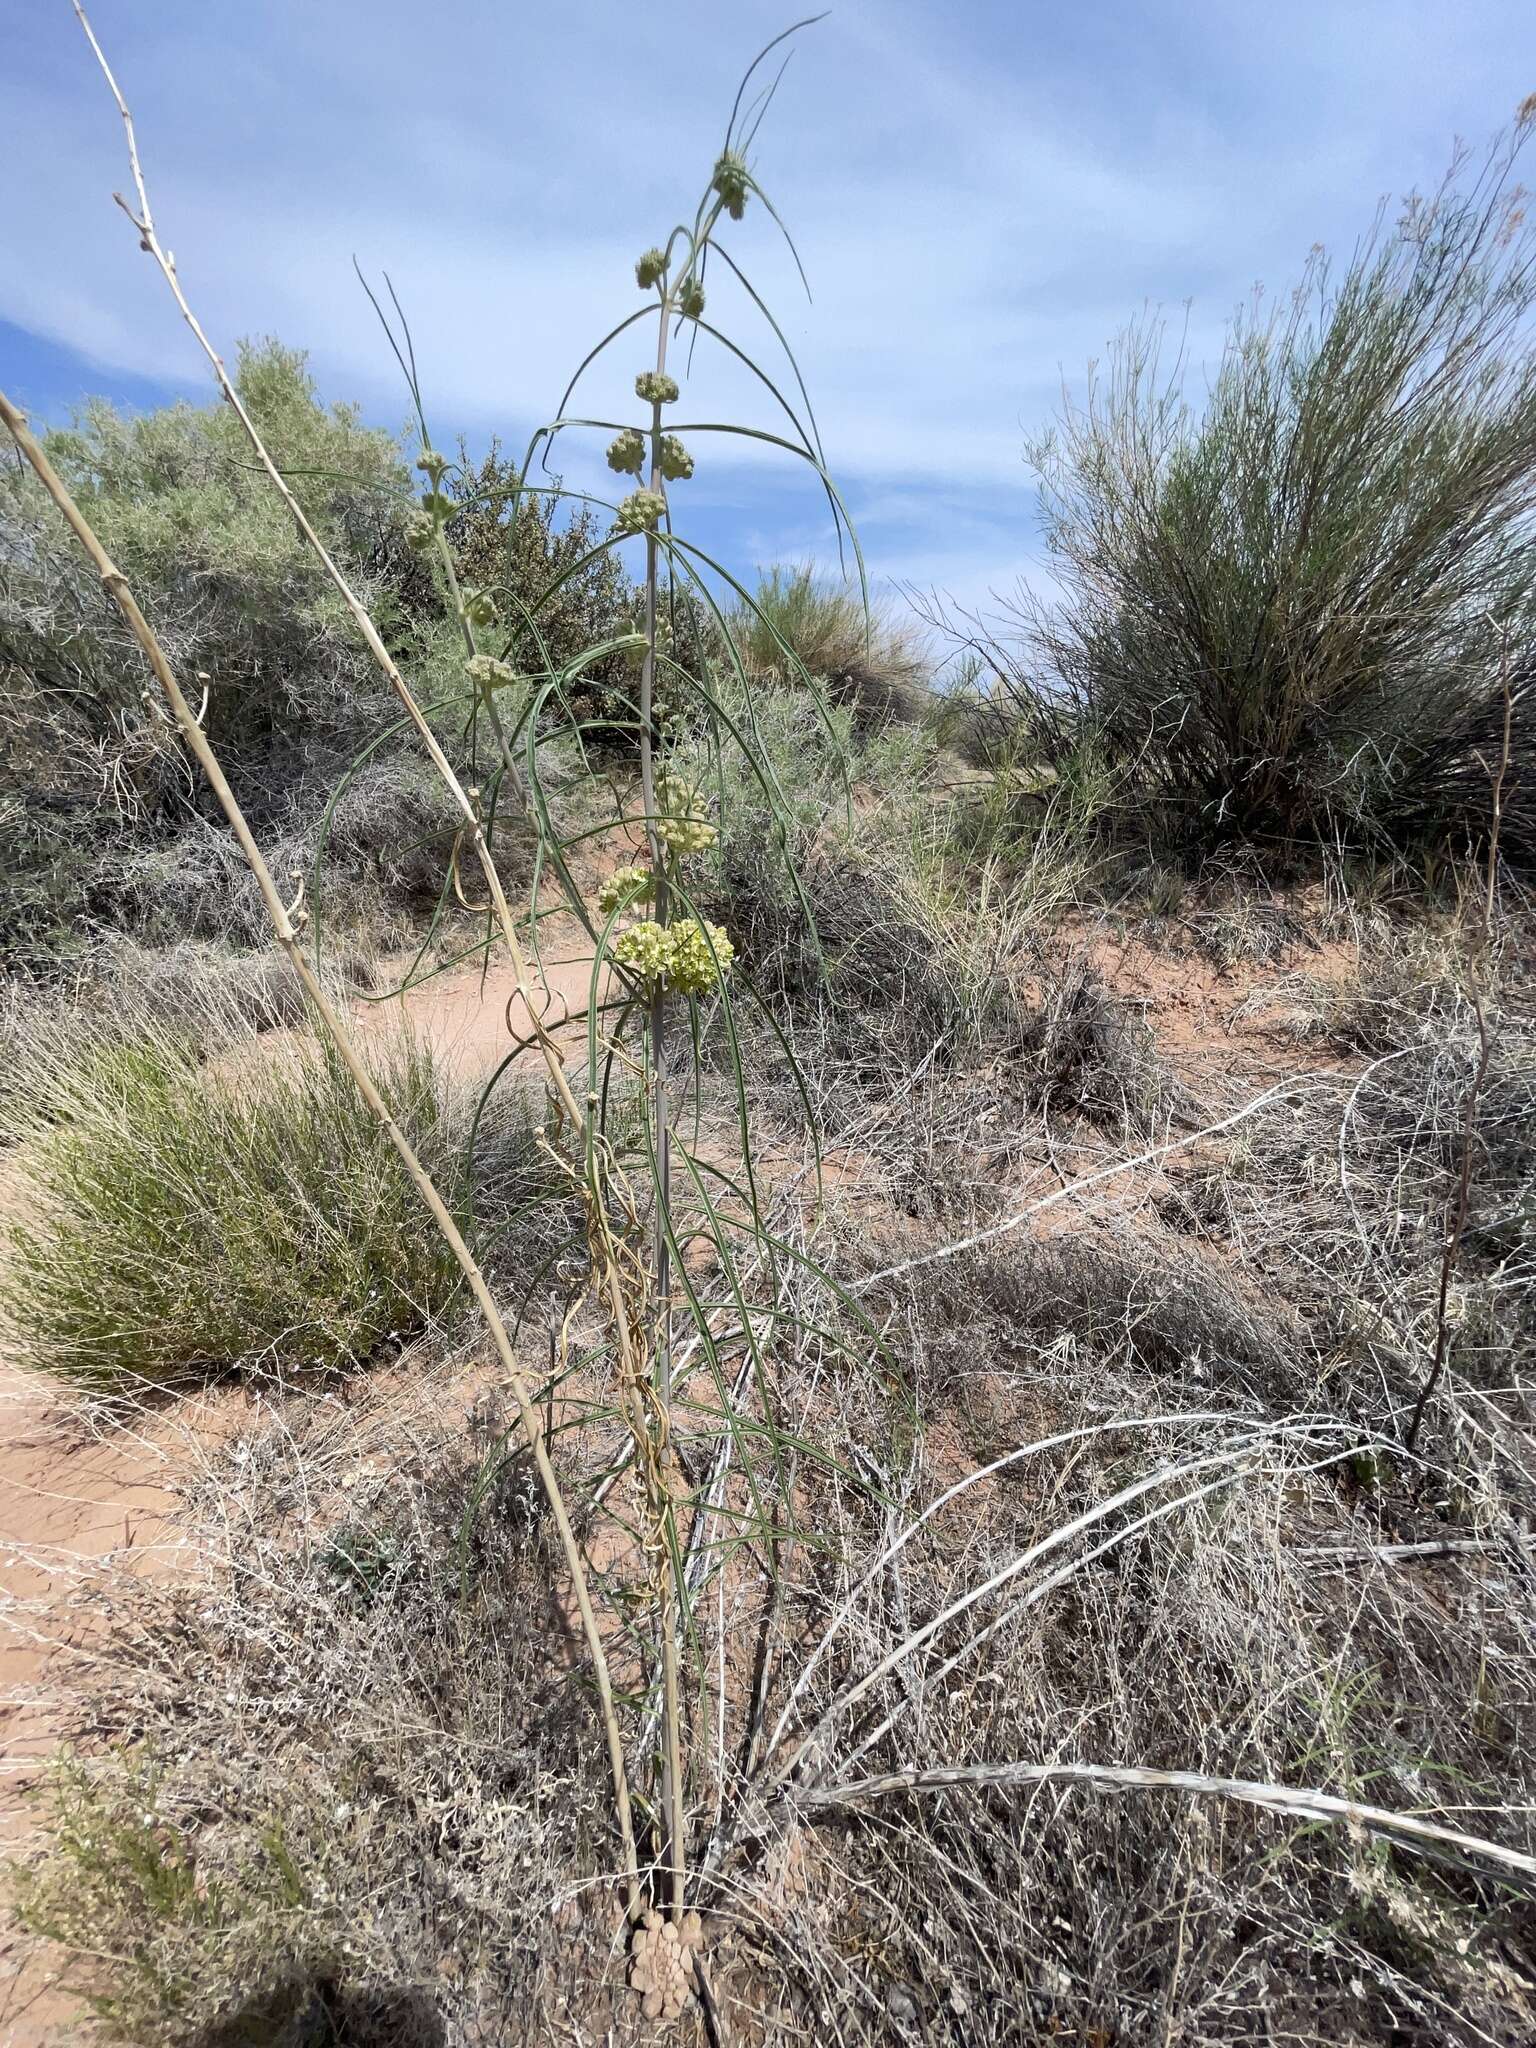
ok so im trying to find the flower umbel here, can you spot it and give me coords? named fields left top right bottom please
left=607, top=428, right=647, bottom=477
left=658, top=435, right=694, bottom=482
left=635, top=247, right=668, bottom=289
left=655, top=777, right=716, bottom=854
left=597, top=865, right=656, bottom=917
left=667, top=918, right=734, bottom=996
left=635, top=371, right=680, bottom=406
left=616, top=489, right=668, bottom=534
left=611, top=917, right=733, bottom=996
left=712, top=151, right=750, bottom=220
left=677, top=280, right=706, bottom=321
left=612, top=919, right=671, bottom=989
left=464, top=652, right=517, bottom=692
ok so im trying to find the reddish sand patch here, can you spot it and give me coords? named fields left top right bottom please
left=0, top=1368, right=249, bottom=2043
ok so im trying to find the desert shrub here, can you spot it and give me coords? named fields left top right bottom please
left=730, top=564, right=932, bottom=736
left=1010, top=116, right=1536, bottom=861
left=447, top=445, right=660, bottom=743
left=13, top=339, right=421, bottom=778
left=0, top=342, right=468, bottom=965
left=676, top=678, right=1032, bottom=1083
left=0, top=1017, right=528, bottom=1393
left=679, top=676, right=854, bottom=955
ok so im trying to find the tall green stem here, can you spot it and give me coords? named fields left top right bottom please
left=638, top=285, right=687, bottom=1916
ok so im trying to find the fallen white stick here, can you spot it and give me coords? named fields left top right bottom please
left=792, top=1758, right=1536, bottom=1880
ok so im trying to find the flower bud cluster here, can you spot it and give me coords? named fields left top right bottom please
left=652, top=667, right=689, bottom=737
left=625, top=610, right=673, bottom=663
left=655, top=778, right=717, bottom=854
left=464, top=652, right=517, bottom=691
left=677, top=280, right=706, bottom=321
left=404, top=508, right=437, bottom=554
left=636, top=372, right=680, bottom=406
left=607, top=428, right=647, bottom=476
left=597, top=864, right=656, bottom=917
left=616, top=489, right=668, bottom=535
left=460, top=587, right=498, bottom=627
left=635, top=247, right=668, bottom=289
left=658, top=435, right=694, bottom=482
left=712, top=152, right=751, bottom=220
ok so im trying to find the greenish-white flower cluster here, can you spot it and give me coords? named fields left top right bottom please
left=677, top=280, right=706, bottom=321
left=655, top=778, right=716, bottom=854
left=460, top=587, right=497, bottom=627
left=636, top=372, right=679, bottom=406
left=616, top=489, right=668, bottom=534
left=635, top=247, right=668, bottom=289
left=658, top=435, right=693, bottom=482
left=612, top=916, right=733, bottom=996
left=612, top=919, right=672, bottom=986
left=464, top=652, right=517, bottom=691
left=667, top=918, right=734, bottom=996
left=607, top=428, right=646, bottom=476
left=597, top=864, right=656, bottom=916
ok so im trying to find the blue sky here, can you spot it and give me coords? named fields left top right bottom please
left=3, top=1, right=1533, bottom=624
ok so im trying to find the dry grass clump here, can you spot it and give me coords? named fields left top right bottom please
left=714, top=1171, right=1536, bottom=2044
left=768, top=1435, right=1536, bottom=2044
left=1017, top=952, right=1187, bottom=1138
left=1175, top=939, right=1536, bottom=1467
left=0, top=1012, right=553, bottom=1394
left=13, top=1388, right=618, bottom=2045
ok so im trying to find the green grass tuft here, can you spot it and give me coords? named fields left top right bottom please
left=1, top=1018, right=469, bottom=1394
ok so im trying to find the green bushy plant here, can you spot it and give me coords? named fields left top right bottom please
left=0, top=1016, right=473, bottom=1392
left=730, top=563, right=931, bottom=735
left=0, top=341, right=457, bottom=966
left=1015, top=113, right=1536, bottom=861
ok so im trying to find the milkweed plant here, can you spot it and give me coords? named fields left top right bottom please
left=15, top=6, right=880, bottom=2017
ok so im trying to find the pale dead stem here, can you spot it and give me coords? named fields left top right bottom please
left=640, top=233, right=688, bottom=1924
left=792, top=1759, right=1536, bottom=1885
left=0, top=386, right=646, bottom=1914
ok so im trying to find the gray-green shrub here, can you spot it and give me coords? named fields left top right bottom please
left=1015, top=116, right=1536, bottom=859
